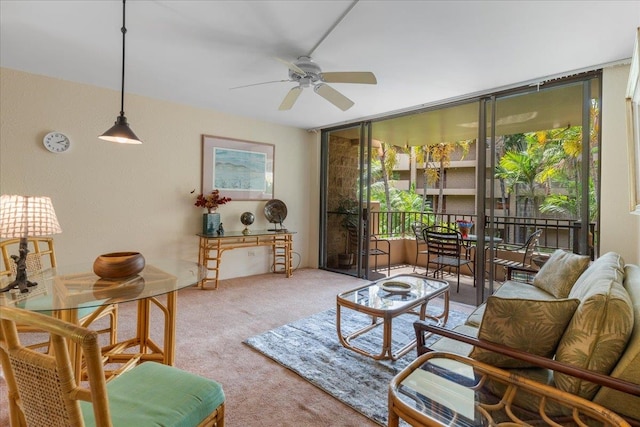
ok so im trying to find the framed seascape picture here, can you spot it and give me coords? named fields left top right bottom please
left=627, top=27, right=640, bottom=215
left=201, top=135, right=274, bottom=200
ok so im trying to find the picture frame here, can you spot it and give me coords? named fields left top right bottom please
left=201, top=135, right=274, bottom=200
left=626, top=27, right=640, bottom=215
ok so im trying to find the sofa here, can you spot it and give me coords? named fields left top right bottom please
left=414, top=250, right=640, bottom=423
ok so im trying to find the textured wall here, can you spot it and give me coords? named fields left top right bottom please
left=0, top=68, right=318, bottom=278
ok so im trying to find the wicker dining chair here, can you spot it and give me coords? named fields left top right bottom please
left=0, top=305, right=225, bottom=427
left=0, top=237, right=119, bottom=351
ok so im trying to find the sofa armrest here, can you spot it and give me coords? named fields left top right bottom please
left=413, top=320, right=640, bottom=398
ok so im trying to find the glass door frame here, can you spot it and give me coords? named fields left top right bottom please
left=319, top=122, right=374, bottom=279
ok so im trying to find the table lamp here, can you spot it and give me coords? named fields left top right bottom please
left=0, top=195, right=62, bottom=293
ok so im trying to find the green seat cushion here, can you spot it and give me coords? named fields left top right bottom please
left=81, top=362, right=225, bottom=427
left=533, top=249, right=590, bottom=298
left=18, top=295, right=105, bottom=319
left=470, top=296, right=580, bottom=368
left=555, top=260, right=633, bottom=400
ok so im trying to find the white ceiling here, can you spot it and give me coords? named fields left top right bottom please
left=1, top=0, right=639, bottom=131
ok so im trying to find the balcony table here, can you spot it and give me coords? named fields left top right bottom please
left=0, top=258, right=204, bottom=381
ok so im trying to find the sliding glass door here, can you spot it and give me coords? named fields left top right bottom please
left=319, top=72, right=602, bottom=305
left=319, top=123, right=374, bottom=278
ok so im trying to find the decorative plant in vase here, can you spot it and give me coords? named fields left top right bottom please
left=194, top=189, right=231, bottom=213
left=194, top=190, right=231, bottom=235
left=455, top=219, right=474, bottom=238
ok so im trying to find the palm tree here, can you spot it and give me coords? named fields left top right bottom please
left=495, top=133, right=549, bottom=217
left=414, top=142, right=470, bottom=214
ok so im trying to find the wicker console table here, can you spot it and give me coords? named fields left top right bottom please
left=197, top=230, right=295, bottom=290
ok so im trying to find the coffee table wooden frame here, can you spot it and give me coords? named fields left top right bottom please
left=336, top=274, right=449, bottom=361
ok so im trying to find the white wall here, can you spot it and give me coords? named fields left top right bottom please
left=0, top=68, right=319, bottom=278
left=601, top=64, right=640, bottom=264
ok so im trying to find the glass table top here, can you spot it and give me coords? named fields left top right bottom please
left=337, top=274, right=448, bottom=311
left=0, top=259, right=204, bottom=312
left=197, top=229, right=295, bottom=238
left=396, top=355, right=481, bottom=426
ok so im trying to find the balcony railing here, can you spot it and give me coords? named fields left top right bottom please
left=369, top=211, right=596, bottom=257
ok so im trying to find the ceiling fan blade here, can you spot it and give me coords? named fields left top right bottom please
left=279, top=86, right=303, bottom=110
left=230, top=79, right=292, bottom=90
left=314, top=83, right=354, bottom=111
left=275, top=57, right=306, bottom=76
left=321, top=72, right=377, bottom=85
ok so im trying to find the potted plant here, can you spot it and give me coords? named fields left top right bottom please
left=194, top=190, right=231, bottom=235
left=336, top=197, right=359, bottom=268
left=455, top=219, right=474, bottom=238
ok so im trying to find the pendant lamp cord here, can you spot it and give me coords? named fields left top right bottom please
left=119, top=0, right=127, bottom=117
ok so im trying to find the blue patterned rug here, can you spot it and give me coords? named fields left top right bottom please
left=244, top=305, right=469, bottom=426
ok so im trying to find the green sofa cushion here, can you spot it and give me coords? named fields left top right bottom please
left=593, top=264, right=640, bottom=421
left=470, top=296, right=579, bottom=368
left=80, top=362, right=225, bottom=427
left=429, top=324, right=478, bottom=355
left=555, top=254, right=634, bottom=400
left=533, top=249, right=590, bottom=298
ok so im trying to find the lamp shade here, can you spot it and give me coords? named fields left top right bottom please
left=0, top=195, right=62, bottom=238
left=99, top=114, right=143, bottom=144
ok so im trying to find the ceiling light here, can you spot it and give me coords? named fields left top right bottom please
left=99, top=0, right=142, bottom=144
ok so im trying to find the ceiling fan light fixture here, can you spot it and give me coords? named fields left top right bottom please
left=99, top=0, right=142, bottom=144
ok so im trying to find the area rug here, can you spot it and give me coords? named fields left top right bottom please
left=244, top=304, right=468, bottom=426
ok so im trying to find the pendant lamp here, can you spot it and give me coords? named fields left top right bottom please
left=99, top=0, right=142, bottom=144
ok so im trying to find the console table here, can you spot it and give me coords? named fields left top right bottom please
left=197, top=230, right=295, bottom=290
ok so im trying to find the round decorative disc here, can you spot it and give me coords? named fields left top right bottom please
left=264, top=199, right=287, bottom=223
left=240, top=212, right=255, bottom=226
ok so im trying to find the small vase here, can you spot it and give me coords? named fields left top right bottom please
left=203, top=212, right=221, bottom=235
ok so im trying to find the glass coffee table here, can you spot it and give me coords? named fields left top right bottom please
left=336, top=274, right=449, bottom=361
left=388, top=352, right=629, bottom=427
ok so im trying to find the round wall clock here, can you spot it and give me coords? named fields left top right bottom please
left=43, top=132, right=71, bottom=153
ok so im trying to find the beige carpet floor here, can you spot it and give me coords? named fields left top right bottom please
left=0, top=267, right=476, bottom=426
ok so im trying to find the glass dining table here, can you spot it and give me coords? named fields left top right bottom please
left=0, top=258, right=204, bottom=379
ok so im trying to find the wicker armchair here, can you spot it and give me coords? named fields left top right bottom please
left=0, top=305, right=225, bottom=427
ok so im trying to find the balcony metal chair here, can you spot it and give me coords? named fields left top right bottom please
left=0, top=305, right=225, bottom=427
left=492, top=229, right=543, bottom=282
left=0, top=237, right=118, bottom=352
left=410, top=222, right=429, bottom=272
left=423, top=225, right=474, bottom=292
left=346, top=223, right=391, bottom=275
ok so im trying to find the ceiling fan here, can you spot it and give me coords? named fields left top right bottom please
left=231, top=0, right=377, bottom=111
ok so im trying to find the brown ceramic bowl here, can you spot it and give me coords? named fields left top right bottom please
left=93, top=252, right=145, bottom=279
